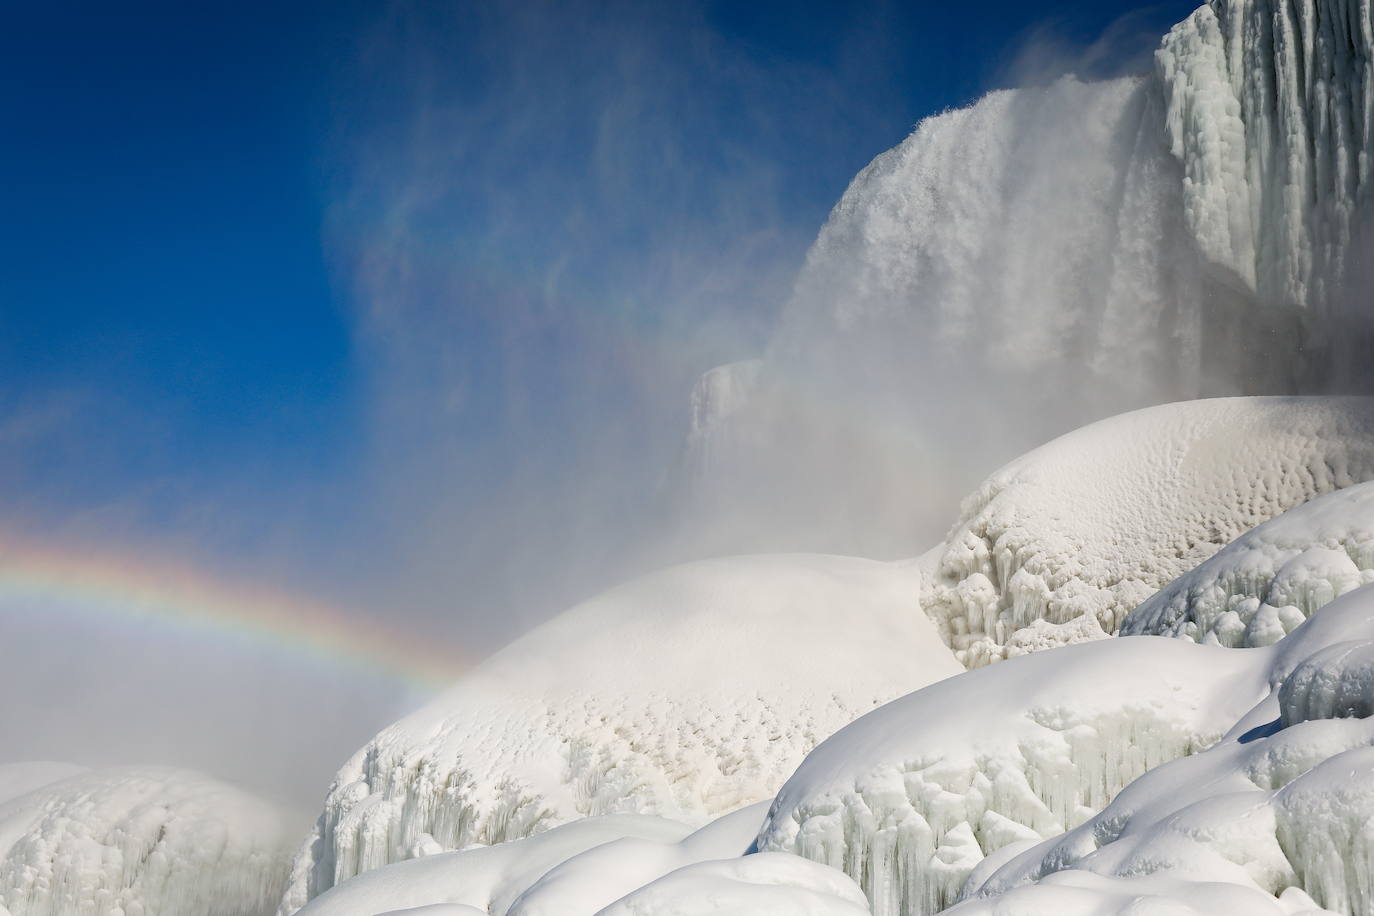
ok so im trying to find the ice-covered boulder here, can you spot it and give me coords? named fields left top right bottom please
left=293, top=805, right=869, bottom=916
left=763, top=573, right=1374, bottom=916
left=506, top=802, right=768, bottom=915
left=596, top=853, right=871, bottom=916
left=922, top=396, right=1374, bottom=666
left=1158, top=0, right=1374, bottom=323
left=953, top=585, right=1374, bottom=915
left=284, top=554, right=962, bottom=908
left=753, top=636, right=1269, bottom=915
left=1123, top=480, right=1374, bottom=645
left=293, top=815, right=693, bottom=916
left=0, top=764, right=297, bottom=916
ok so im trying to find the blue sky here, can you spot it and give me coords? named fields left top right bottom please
left=0, top=0, right=1199, bottom=796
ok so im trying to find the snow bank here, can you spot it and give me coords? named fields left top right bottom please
left=0, top=765, right=297, bottom=916
left=922, top=396, right=1374, bottom=666
left=954, top=584, right=1374, bottom=915
left=1123, top=480, right=1374, bottom=645
left=284, top=554, right=961, bottom=907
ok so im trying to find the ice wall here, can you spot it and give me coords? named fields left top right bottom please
left=1159, top=0, right=1374, bottom=324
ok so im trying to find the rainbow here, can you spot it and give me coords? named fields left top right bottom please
left=0, top=538, right=468, bottom=690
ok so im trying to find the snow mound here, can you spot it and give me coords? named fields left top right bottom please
left=285, top=554, right=962, bottom=907
left=922, top=396, right=1374, bottom=666
left=506, top=802, right=768, bottom=915
left=754, top=635, right=1267, bottom=916
left=596, top=852, right=871, bottom=916
left=293, top=815, right=691, bottom=916
left=0, top=765, right=297, bottom=916
left=1123, top=481, right=1374, bottom=645
left=953, top=584, right=1374, bottom=915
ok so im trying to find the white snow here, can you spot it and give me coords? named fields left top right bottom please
left=920, top=396, right=1374, bottom=666
left=283, top=554, right=961, bottom=908
left=1123, top=479, right=1374, bottom=645
left=0, top=765, right=297, bottom=916
left=293, top=815, right=692, bottom=916
left=595, top=853, right=871, bottom=916
left=953, top=583, right=1374, bottom=915
left=753, top=635, right=1268, bottom=915
left=293, top=805, right=870, bottom=916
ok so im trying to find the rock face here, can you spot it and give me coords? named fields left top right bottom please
left=0, top=765, right=296, bottom=916
left=281, top=554, right=962, bottom=910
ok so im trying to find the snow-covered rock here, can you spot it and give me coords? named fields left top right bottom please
left=293, top=815, right=692, bottom=916
left=953, top=584, right=1374, bottom=915
left=753, top=636, right=1268, bottom=916
left=596, top=853, right=871, bottom=916
left=283, top=554, right=961, bottom=908
left=922, top=396, right=1374, bottom=666
left=1123, top=480, right=1374, bottom=645
left=506, top=802, right=769, bottom=915
left=0, top=765, right=297, bottom=916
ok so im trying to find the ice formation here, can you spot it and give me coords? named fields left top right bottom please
left=0, top=764, right=297, bottom=916
left=1158, top=0, right=1374, bottom=325
left=1124, top=479, right=1374, bottom=645
left=753, top=635, right=1268, bottom=915
left=920, top=396, right=1374, bottom=666
left=283, top=554, right=961, bottom=908
left=953, top=584, right=1374, bottom=915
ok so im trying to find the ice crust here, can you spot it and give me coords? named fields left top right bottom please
left=953, top=585, right=1374, bottom=915
left=283, top=554, right=961, bottom=908
left=0, top=765, right=297, bottom=916
left=1123, top=480, right=1374, bottom=645
left=921, top=397, right=1374, bottom=667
